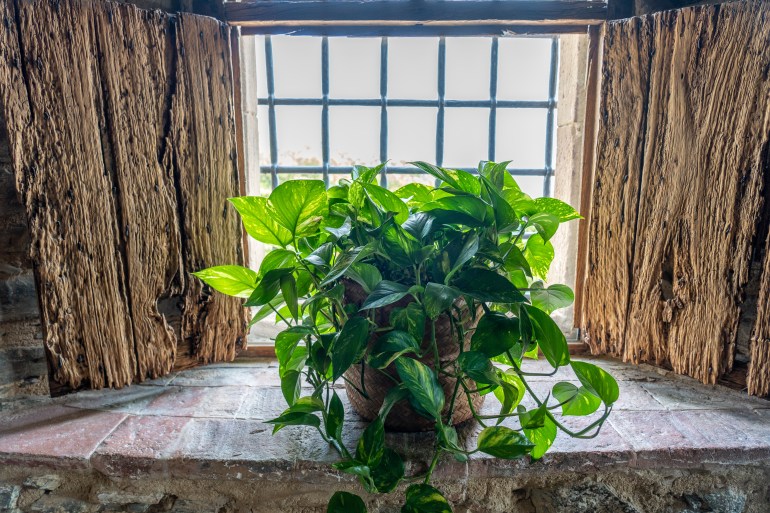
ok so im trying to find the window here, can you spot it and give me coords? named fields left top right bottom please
left=249, top=35, right=560, bottom=198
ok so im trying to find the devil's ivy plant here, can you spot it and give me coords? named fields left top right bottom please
left=195, top=161, right=618, bottom=513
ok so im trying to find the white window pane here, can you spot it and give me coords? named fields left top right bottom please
left=257, top=104, right=271, bottom=167
left=496, top=109, right=548, bottom=169
left=329, top=107, right=380, bottom=166
left=275, top=106, right=322, bottom=165
left=272, top=36, right=321, bottom=97
left=329, top=38, right=380, bottom=99
left=443, top=108, right=488, bottom=168
left=254, top=36, right=268, bottom=99
left=498, top=38, right=552, bottom=101
left=388, top=107, right=436, bottom=165
left=509, top=175, right=544, bottom=198
left=445, top=38, right=490, bottom=100
left=388, top=38, right=438, bottom=100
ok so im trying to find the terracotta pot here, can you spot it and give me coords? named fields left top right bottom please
left=342, top=280, right=484, bottom=432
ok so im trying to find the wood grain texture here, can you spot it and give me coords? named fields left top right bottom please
left=583, top=1, right=770, bottom=390
left=0, top=0, right=245, bottom=393
left=6, top=0, right=137, bottom=391
left=225, top=0, right=607, bottom=27
left=172, top=13, right=246, bottom=367
left=93, top=3, right=184, bottom=380
left=581, top=16, right=653, bottom=356
left=750, top=225, right=770, bottom=396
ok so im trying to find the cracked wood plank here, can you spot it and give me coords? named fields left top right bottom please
left=2, top=0, right=137, bottom=392
left=171, top=13, right=246, bottom=367
left=580, top=16, right=653, bottom=356
left=583, top=1, right=770, bottom=390
left=93, top=2, right=184, bottom=381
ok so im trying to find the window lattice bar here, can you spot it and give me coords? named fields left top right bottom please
left=258, top=35, right=560, bottom=193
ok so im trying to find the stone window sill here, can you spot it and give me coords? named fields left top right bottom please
left=1, top=357, right=768, bottom=486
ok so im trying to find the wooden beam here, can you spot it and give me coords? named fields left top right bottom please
left=573, top=24, right=603, bottom=330
left=239, top=23, right=593, bottom=37
left=225, top=1, right=607, bottom=28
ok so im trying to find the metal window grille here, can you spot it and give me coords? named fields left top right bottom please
left=256, top=35, right=559, bottom=195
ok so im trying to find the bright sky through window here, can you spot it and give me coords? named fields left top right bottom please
left=252, top=35, right=557, bottom=196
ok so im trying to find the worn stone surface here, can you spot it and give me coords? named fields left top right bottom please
left=581, top=1, right=770, bottom=393
left=0, top=357, right=767, bottom=513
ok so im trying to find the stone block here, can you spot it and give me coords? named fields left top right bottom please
left=0, top=484, right=20, bottom=510
left=22, top=475, right=62, bottom=491
left=29, top=495, right=96, bottom=513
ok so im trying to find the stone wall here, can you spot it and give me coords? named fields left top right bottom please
left=0, top=464, right=767, bottom=513
left=0, top=115, right=48, bottom=405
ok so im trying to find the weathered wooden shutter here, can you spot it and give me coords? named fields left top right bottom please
left=579, top=0, right=770, bottom=396
left=0, top=0, right=245, bottom=395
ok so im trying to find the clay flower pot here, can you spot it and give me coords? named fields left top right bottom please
left=342, top=280, right=485, bottom=432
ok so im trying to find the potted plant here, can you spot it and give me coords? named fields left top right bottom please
left=194, top=161, right=618, bottom=513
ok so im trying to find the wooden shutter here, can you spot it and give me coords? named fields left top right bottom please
left=580, top=0, right=770, bottom=395
left=0, top=0, right=245, bottom=395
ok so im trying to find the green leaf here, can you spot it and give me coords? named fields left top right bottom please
left=446, top=233, right=479, bottom=282
left=245, top=267, right=294, bottom=307
left=523, top=234, right=554, bottom=280
left=331, top=316, right=371, bottom=381
left=453, top=268, right=527, bottom=304
left=268, top=180, right=328, bottom=238
left=361, top=281, right=410, bottom=310
left=519, top=404, right=547, bottom=430
left=321, top=243, right=376, bottom=286
left=332, top=461, right=374, bottom=491
left=356, top=417, right=385, bottom=466
left=528, top=212, right=559, bottom=242
left=552, top=382, right=602, bottom=417
left=326, top=216, right=352, bottom=239
left=368, top=330, right=421, bottom=369
left=264, top=411, right=320, bottom=433
left=275, top=330, right=306, bottom=370
left=390, top=303, right=427, bottom=343
left=458, top=351, right=500, bottom=386
left=394, top=183, right=433, bottom=203
left=193, top=265, right=258, bottom=298
left=229, top=196, right=292, bottom=247
left=532, top=197, right=581, bottom=222
left=380, top=224, right=423, bottom=267
left=471, top=312, right=519, bottom=358
left=364, top=183, right=409, bottom=224
left=370, top=448, right=404, bottom=493
left=304, top=243, right=334, bottom=267
left=327, top=491, right=367, bottom=513
left=346, top=263, right=382, bottom=294
left=523, top=414, right=557, bottom=460
left=570, top=361, right=619, bottom=405
left=401, top=484, right=453, bottom=513
left=421, top=195, right=488, bottom=225
left=481, top=177, right=519, bottom=232
left=279, top=274, right=299, bottom=321
left=503, top=245, right=532, bottom=277
left=437, top=423, right=467, bottom=462
left=379, top=385, right=409, bottom=419
left=259, top=249, right=297, bottom=275
left=290, top=396, right=325, bottom=413
left=394, top=358, right=444, bottom=420
left=493, top=373, right=524, bottom=422
left=523, top=305, right=570, bottom=368
left=280, top=370, right=301, bottom=406
left=477, top=426, right=534, bottom=459
left=530, top=284, right=574, bottom=314
left=423, top=283, right=460, bottom=319
left=323, top=392, right=343, bottom=440
left=402, top=212, right=435, bottom=241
